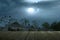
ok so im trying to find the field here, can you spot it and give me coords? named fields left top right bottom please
left=0, top=31, right=60, bottom=40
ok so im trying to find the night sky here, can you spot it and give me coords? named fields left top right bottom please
left=0, top=0, right=60, bottom=26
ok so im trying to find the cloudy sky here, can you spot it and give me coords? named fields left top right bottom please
left=0, top=0, right=60, bottom=23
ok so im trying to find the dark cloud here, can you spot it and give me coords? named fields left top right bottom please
left=0, top=0, right=60, bottom=23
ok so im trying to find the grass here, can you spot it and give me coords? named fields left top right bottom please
left=0, top=31, right=60, bottom=40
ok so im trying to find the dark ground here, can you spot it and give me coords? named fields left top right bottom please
left=0, top=31, right=60, bottom=40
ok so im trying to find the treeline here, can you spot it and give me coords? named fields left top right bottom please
left=0, top=16, right=60, bottom=31
left=42, top=22, right=60, bottom=31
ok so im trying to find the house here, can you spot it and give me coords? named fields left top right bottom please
left=3, top=21, right=24, bottom=31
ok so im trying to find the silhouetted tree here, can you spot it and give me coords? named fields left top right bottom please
left=24, top=19, right=29, bottom=26
left=0, top=27, right=4, bottom=31
left=37, top=27, right=41, bottom=31
left=28, top=25, right=35, bottom=31
left=32, top=20, right=38, bottom=29
left=0, top=16, right=3, bottom=22
left=9, top=16, right=11, bottom=18
left=50, top=22, right=60, bottom=31
left=50, top=22, right=57, bottom=30
left=56, top=22, right=60, bottom=31
left=8, top=27, right=11, bottom=31
left=17, top=28, right=20, bottom=31
left=42, top=22, right=50, bottom=31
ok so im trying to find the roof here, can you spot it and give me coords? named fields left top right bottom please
left=7, top=21, right=22, bottom=27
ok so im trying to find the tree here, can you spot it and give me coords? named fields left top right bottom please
left=42, top=22, right=50, bottom=31
left=37, top=27, right=41, bottom=31
left=0, top=16, right=3, bottom=22
left=0, top=27, right=4, bottom=31
left=17, top=28, right=20, bottom=31
left=28, top=25, right=35, bottom=31
left=32, top=20, right=38, bottom=29
left=56, top=22, right=60, bottom=31
left=9, top=16, right=11, bottom=18
left=50, top=22, right=60, bottom=31
left=8, top=27, right=11, bottom=31
left=24, top=19, right=29, bottom=26
left=21, top=18, right=30, bottom=29
left=50, top=22, right=57, bottom=30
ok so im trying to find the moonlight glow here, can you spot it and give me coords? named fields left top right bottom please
left=25, top=0, right=41, bottom=3
left=27, top=8, right=35, bottom=14
left=25, top=0, right=53, bottom=3
left=26, top=7, right=40, bottom=15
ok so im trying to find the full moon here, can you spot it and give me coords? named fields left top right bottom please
left=26, top=7, right=40, bottom=15
left=27, top=8, right=35, bottom=14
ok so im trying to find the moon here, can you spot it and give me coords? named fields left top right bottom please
left=25, top=7, right=40, bottom=15
left=27, top=8, right=35, bottom=14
